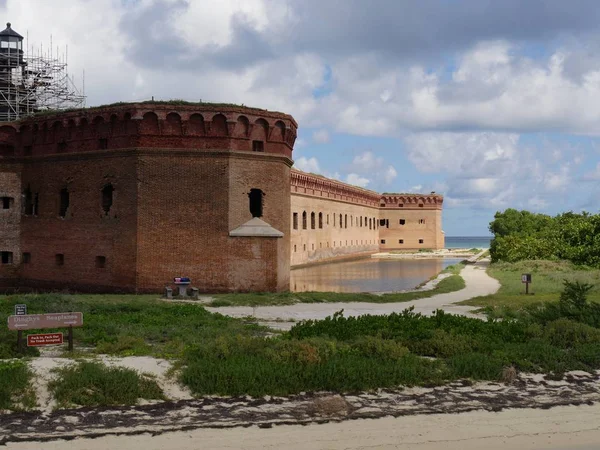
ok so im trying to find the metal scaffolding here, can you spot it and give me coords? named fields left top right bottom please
left=0, top=23, right=85, bottom=122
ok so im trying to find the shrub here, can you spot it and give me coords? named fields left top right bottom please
left=0, top=361, right=36, bottom=410
left=49, top=361, right=165, bottom=407
left=410, top=329, right=474, bottom=358
left=560, top=280, right=593, bottom=310
left=352, top=336, right=409, bottom=360
left=543, top=319, right=600, bottom=349
left=95, top=336, right=152, bottom=356
left=447, top=353, right=505, bottom=380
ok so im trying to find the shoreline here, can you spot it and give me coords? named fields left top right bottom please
left=2, top=365, right=598, bottom=446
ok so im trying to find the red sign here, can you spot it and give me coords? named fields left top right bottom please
left=27, top=333, right=64, bottom=347
left=7, top=312, right=83, bottom=331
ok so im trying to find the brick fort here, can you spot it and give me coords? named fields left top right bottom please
left=0, top=101, right=444, bottom=293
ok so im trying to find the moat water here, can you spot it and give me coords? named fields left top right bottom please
left=290, top=258, right=463, bottom=293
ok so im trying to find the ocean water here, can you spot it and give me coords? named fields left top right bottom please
left=445, top=236, right=492, bottom=249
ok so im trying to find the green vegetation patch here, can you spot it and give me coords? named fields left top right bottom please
left=49, top=361, right=165, bottom=408
left=208, top=264, right=466, bottom=307
left=0, top=361, right=36, bottom=411
left=180, top=301, right=600, bottom=396
left=0, top=293, right=268, bottom=358
left=460, top=260, right=600, bottom=316
left=489, top=209, right=600, bottom=267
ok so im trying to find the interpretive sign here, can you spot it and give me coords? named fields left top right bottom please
left=27, top=333, right=64, bottom=347
left=14, top=304, right=27, bottom=316
left=7, top=312, right=84, bottom=331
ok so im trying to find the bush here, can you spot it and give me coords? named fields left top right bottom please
left=49, top=361, right=165, bottom=407
left=0, top=361, right=36, bottom=410
left=95, top=336, right=152, bottom=356
left=560, top=280, right=593, bottom=310
left=543, top=319, right=600, bottom=349
left=410, top=329, right=474, bottom=358
left=352, top=336, right=409, bottom=360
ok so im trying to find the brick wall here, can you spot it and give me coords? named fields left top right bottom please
left=0, top=102, right=297, bottom=293
left=0, top=169, right=21, bottom=286
left=17, top=152, right=139, bottom=291
left=378, top=195, right=445, bottom=250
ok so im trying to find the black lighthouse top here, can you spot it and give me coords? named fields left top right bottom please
left=0, top=23, right=23, bottom=39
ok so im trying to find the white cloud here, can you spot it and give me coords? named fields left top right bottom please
left=543, top=167, right=570, bottom=191
left=345, top=151, right=397, bottom=187
left=582, top=162, right=600, bottom=181
left=346, top=173, right=370, bottom=188
left=383, top=166, right=398, bottom=184
left=311, top=129, right=330, bottom=144
left=404, top=132, right=519, bottom=176
left=350, top=151, right=383, bottom=171
left=8, top=2, right=600, bottom=138
left=294, top=156, right=320, bottom=173
left=403, top=131, right=578, bottom=210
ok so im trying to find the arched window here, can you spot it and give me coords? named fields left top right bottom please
left=339, top=214, right=342, bottom=228
left=311, top=212, right=316, bottom=229
left=302, top=211, right=307, bottom=229
left=344, top=214, right=348, bottom=229
left=318, top=212, right=323, bottom=229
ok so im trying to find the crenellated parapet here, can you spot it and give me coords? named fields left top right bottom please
left=379, top=193, right=443, bottom=210
left=0, top=102, right=298, bottom=159
left=291, top=169, right=381, bottom=207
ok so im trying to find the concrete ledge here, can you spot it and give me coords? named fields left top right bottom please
left=229, top=217, right=284, bottom=238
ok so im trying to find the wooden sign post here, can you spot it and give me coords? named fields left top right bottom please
left=7, top=312, right=84, bottom=353
left=521, top=273, right=532, bottom=295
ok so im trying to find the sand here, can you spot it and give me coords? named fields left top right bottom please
left=6, top=403, right=600, bottom=449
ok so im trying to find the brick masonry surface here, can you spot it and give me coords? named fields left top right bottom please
left=0, top=102, right=443, bottom=293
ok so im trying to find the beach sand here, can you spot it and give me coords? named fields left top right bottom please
left=6, top=403, right=600, bottom=450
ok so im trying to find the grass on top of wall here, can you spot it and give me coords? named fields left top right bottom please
left=459, top=260, right=600, bottom=318
left=207, top=264, right=466, bottom=307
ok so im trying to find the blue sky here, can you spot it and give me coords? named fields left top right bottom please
left=4, top=0, right=600, bottom=235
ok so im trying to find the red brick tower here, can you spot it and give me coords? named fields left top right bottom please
left=0, top=102, right=297, bottom=292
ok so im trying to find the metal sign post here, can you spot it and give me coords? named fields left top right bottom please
left=14, top=304, right=26, bottom=353
left=521, top=273, right=532, bottom=294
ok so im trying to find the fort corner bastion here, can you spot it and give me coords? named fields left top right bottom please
left=0, top=101, right=444, bottom=293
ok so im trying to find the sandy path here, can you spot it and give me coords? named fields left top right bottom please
left=207, top=260, right=500, bottom=328
left=7, top=403, right=600, bottom=450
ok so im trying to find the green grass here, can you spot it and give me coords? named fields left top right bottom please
left=2, top=262, right=599, bottom=401
left=459, top=260, right=600, bottom=316
left=0, top=361, right=36, bottom=410
left=0, top=293, right=269, bottom=358
left=180, top=305, right=600, bottom=396
left=49, top=361, right=165, bottom=408
left=208, top=263, right=466, bottom=307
